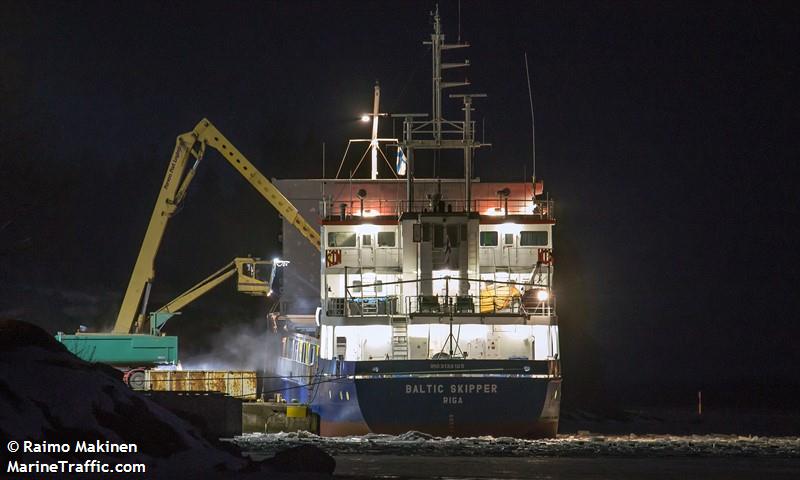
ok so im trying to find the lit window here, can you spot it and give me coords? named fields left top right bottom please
left=480, top=231, right=498, bottom=246
left=328, top=232, right=357, bottom=247
left=377, top=231, right=396, bottom=247
left=520, top=231, right=548, bottom=246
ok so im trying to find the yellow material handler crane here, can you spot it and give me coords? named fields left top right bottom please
left=147, top=256, right=290, bottom=335
left=116, top=118, right=319, bottom=335
left=56, top=119, right=319, bottom=367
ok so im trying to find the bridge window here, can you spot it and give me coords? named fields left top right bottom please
left=520, top=231, right=548, bottom=246
left=378, top=231, right=396, bottom=247
left=328, top=231, right=357, bottom=247
left=480, top=231, right=498, bottom=246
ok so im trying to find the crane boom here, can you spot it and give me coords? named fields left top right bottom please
left=148, top=257, right=284, bottom=335
left=112, top=119, right=319, bottom=334
left=195, top=119, right=321, bottom=250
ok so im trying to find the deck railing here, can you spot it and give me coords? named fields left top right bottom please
left=325, top=276, right=555, bottom=318
left=322, top=198, right=554, bottom=220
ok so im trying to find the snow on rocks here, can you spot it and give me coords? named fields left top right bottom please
left=0, top=319, right=333, bottom=478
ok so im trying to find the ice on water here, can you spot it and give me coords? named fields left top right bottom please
left=233, top=431, right=800, bottom=458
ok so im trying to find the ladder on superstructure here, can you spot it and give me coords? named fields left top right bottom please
left=391, top=317, right=409, bottom=359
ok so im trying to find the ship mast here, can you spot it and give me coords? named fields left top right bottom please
left=370, top=83, right=380, bottom=180
left=401, top=6, right=488, bottom=210
left=451, top=92, right=486, bottom=211
left=427, top=5, right=470, bottom=144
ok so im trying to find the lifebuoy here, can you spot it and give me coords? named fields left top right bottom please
left=537, top=248, right=553, bottom=265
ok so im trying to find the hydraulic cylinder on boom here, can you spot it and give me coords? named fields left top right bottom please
left=115, top=119, right=320, bottom=335
left=147, top=256, right=289, bottom=335
left=56, top=119, right=318, bottom=368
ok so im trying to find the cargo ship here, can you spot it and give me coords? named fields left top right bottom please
left=273, top=8, right=561, bottom=438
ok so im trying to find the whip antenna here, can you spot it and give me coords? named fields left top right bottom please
left=524, top=52, right=537, bottom=184
left=458, top=0, right=461, bottom=42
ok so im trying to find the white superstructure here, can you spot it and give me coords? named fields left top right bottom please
left=317, top=180, right=559, bottom=364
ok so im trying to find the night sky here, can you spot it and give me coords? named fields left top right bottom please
left=2, top=1, right=799, bottom=410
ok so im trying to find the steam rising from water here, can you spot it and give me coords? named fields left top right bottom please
left=180, top=317, right=282, bottom=373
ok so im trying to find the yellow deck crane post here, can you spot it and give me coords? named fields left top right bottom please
left=56, top=119, right=319, bottom=367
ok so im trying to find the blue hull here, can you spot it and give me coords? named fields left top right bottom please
left=288, top=358, right=561, bottom=438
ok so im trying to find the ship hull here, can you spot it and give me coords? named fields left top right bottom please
left=308, top=359, right=561, bottom=438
